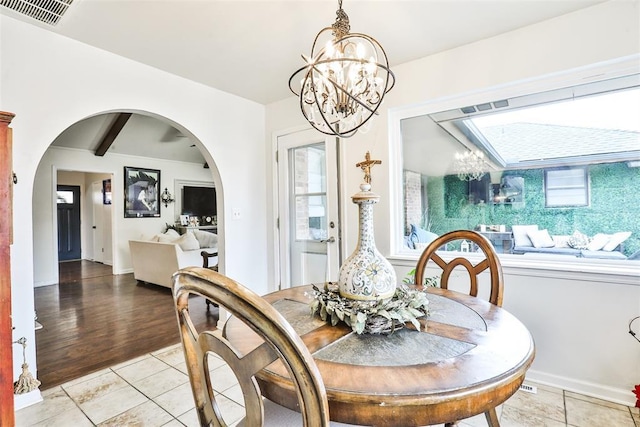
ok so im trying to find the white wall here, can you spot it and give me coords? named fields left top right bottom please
left=2, top=15, right=268, bottom=409
left=266, top=1, right=640, bottom=406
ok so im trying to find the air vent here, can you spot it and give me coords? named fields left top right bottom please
left=0, top=0, right=73, bottom=26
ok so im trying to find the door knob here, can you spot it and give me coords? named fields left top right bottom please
left=320, top=236, right=335, bottom=243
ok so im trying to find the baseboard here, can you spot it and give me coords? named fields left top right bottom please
left=527, top=369, right=636, bottom=407
left=14, top=389, right=42, bottom=411
left=34, top=279, right=57, bottom=288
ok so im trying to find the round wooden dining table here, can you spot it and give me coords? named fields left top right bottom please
left=223, top=285, right=535, bottom=427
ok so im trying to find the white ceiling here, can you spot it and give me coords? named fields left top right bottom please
left=2, top=0, right=607, bottom=164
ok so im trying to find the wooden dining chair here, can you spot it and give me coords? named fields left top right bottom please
left=414, top=230, right=504, bottom=427
left=200, top=250, right=219, bottom=309
left=172, top=267, right=331, bottom=427
left=414, top=229, right=504, bottom=307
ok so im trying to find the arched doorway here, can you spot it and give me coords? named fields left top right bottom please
left=31, top=111, right=224, bottom=388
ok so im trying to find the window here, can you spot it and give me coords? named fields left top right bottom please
left=544, top=168, right=588, bottom=207
left=399, top=73, right=640, bottom=262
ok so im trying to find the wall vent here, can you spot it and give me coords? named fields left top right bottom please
left=519, top=384, right=538, bottom=394
left=0, top=0, right=74, bottom=26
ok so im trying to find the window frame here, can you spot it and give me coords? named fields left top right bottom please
left=544, top=167, right=589, bottom=208
left=388, top=60, right=640, bottom=274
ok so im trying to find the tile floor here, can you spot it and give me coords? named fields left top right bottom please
left=15, top=343, right=640, bottom=427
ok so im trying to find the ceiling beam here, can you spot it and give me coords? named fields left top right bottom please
left=95, top=113, right=132, bottom=156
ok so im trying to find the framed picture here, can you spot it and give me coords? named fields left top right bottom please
left=124, top=166, right=161, bottom=218
left=179, top=214, right=190, bottom=226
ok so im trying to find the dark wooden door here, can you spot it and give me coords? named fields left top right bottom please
left=0, top=112, right=15, bottom=426
left=57, top=185, right=81, bottom=261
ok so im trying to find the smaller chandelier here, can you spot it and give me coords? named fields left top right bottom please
left=289, top=0, right=395, bottom=138
left=454, top=150, right=487, bottom=181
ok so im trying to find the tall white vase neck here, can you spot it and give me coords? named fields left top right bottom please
left=338, top=183, right=397, bottom=301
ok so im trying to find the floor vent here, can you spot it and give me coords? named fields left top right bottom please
left=519, top=384, right=538, bottom=394
left=0, top=0, right=74, bottom=26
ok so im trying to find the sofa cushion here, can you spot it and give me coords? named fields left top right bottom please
left=527, top=229, right=555, bottom=248
left=586, top=233, right=611, bottom=251
left=602, top=231, right=631, bottom=251
left=512, top=225, right=538, bottom=248
left=192, top=229, right=219, bottom=249
left=175, top=232, right=200, bottom=251
left=581, top=250, right=627, bottom=260
left=567, top=231, right=590, bottom=249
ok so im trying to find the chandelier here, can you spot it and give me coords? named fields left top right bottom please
left=289, top=0, right=395, bottom=138
left=454, top=150, right=487, bottom=181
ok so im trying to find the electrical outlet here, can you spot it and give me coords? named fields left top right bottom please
left=232, top=208, right=241, bottom=220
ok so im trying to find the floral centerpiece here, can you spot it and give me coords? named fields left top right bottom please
left=310, top=280, right=437, bottom=335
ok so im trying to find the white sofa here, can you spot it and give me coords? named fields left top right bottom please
left=129, top=229, right=218, bottom=288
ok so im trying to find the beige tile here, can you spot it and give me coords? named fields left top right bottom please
left=209, top=363, right=240, bottom=393
left=206, top=353, right=228, bottom=372
left=78, top=384, right=149, bottom=425
left=161, top=420, right=187, bottom=427
left=153, top=345, right=186, bottom=366
left=212, top=394, right=245, bottom=426
left=151, top=343, right=182, bottom=357
left=30, top=404, right=94, bottom=427
left=153, top=382, right=196, bottom=418
left=63, top=370, right=129, bottom=404
left=500, top=405, right=566, bottom=427
left=14, top=386, right=78, bottom=426
left=98, top=400, right=174, bottom=426
left=114, top=356, right=171, bottom=384
left=132, top=366, right=189, bottom=399
left=565, top=395, right=635, bottom=427
left=110, top=354, right=152, bottom=370
left=61, top=368, right=112, bottom=389
left=522, top=381, right=564, bottom=395
left=176, top=408, right=201, bottom=427
left=221, top=383, right=244, bottom=406
left=565, top=390, right=632, bottom=412
left=172, top=360, right=189, bottom=375
left=503, top=387, right=565, bottom=423
left=457, top=406, right=502, bottom=427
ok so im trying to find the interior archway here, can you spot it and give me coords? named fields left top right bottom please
left=31, top=110, right=224, bottom=388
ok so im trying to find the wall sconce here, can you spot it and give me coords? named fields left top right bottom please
left=160, top=187, right=174, bottom=208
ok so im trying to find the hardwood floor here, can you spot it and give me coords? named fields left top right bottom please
left=34, top=260, right=218, bottom=390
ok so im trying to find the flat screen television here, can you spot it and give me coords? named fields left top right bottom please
left=182, top=186, right=216, bottom=217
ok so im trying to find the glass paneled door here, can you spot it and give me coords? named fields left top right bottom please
left=277, top=129, right=339, bottom=288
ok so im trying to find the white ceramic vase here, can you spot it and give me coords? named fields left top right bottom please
left=338, top=183, right=397, bottom=301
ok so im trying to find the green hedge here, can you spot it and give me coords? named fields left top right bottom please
left=424, top=162, right=639, bottom=257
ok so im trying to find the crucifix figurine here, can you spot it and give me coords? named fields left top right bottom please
left=356, top=151, right=381, bottom=184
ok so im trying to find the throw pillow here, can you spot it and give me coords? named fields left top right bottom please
left=511, top=225, right=539, bottom=247
left=552, top=235, right=571, bottom=248
left=165, top=228, right=180, bottom=239
left=157, top=233, right=177, bottom=243
left=602, top=231, right=631, bottom=251
left=409, top=224, right=438, bottom=246
left=175, top=232, right=200, bottom=251
left=192, top=229, right=218, bottom=249
left=586, top=233, right=611, bottom=251
left=527, top=229, right=555, bottom=248
left=567, top=231, right=590, bottom=250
